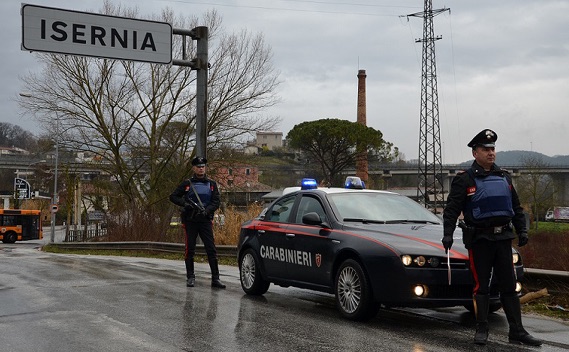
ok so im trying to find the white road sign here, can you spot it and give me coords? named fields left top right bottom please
left=14, top=177, right=31, bottom=199
left=21, top=4, right=172, bottom=64
left=88, top=210, right=105, bottom=221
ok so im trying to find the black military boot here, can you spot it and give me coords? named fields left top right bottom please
left=208, top=257, right=226, bottom=289
left=473, top=294, right=490, bottom=345
left=185, top=259, right=195, bottom=287
left=186, top=276, right=195, bottom=287
left=501, top=294, right=542, bottom=346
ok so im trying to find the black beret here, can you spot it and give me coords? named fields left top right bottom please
left=191, top=156, right=207, bottom=166
left=467, top=129, right=497, bottom=148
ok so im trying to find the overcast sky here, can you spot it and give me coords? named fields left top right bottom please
left=2, top=0, right=568, bottom=164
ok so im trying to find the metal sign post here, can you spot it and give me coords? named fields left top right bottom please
left=193, top=27, right=208, bottom=159
left=50, top=117, right=59, bottom=243
left=172, top=26, right=209, bottom=159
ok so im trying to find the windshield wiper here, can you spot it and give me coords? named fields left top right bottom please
left=342, top=218, right=386, bottom=224
left=343, top=218, right=440, bottom=225
left=383, top=219, right=440, bottom=225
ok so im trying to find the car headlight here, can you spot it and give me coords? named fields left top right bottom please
left=428, top=257, right=440, bottom=267
left=402, top=255, right=441, bottom=268
left=512, top=253, right=520, bottom=264
left=414, top=256, right=426, bottom=267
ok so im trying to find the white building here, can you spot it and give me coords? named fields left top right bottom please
left=244, top=131, right=283, bottom=155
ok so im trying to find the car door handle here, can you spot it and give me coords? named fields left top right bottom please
left=286, top=233, right=295, bottom=238
left=258, top=230, right=265, bottom=234
left=332, top=240, right=340, bottom=244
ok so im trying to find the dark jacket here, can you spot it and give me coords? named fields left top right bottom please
left=443, top=161, right=526, bottom=241
left=169, top=175, right=221, bottom=222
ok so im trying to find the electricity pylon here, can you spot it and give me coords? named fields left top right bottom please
left=406, top=1, right=449, bottom=213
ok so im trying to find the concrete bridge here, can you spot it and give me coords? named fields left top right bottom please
left=362, top=164, right=569, bottom=206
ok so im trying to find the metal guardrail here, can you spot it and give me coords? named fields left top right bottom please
left=525, top=268, right=569, bottom=281
left=46, top=242, right=568, bottom=283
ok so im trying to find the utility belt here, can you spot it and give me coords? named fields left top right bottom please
left=458, top=220, right=512, bottom=249
left=473, top=224, right=511, bottom=235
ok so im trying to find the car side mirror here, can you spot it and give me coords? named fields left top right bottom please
left=302, top=212, right=322, bottom=226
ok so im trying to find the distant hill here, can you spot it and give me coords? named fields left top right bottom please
left=456, top=150, right=569, bottom=167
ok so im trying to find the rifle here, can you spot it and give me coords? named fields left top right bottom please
left=183, top=190, right=207, bottom=219
left=184, top=195, right=205, bottom=212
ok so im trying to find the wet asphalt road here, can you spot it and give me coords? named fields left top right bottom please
left=1, top=239, right=568, bottom=351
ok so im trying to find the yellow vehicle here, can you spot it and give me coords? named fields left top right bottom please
left=0, top=209, right=43, bottom=243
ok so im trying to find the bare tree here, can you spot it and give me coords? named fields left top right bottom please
left=516, top=155, right=556, bottom=229
left=18, top=2, right=280, bottom=240
left=0, top=122, right=37, bottom=150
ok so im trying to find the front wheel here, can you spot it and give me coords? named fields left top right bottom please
left=239, top=249, right=270, bottom=295
left=335, top=259, right=379, bottom=321
left=3, top=231, right=17, bottom=244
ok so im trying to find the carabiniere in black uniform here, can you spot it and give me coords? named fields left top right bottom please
left=170, top=156, right=225, bottom=289
left=442, top=129, right=541, bottom=346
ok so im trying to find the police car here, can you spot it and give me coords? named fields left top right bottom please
left=237, top=177, right=524, bottom=321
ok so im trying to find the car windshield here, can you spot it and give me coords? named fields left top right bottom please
left=327, top=192, right=442, bottom=224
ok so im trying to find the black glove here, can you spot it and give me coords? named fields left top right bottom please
left=199, top=209, right=209, bottom=218
left=442, top=235, right=453, bottom=253
left=518, top=232, right=529, bottom=247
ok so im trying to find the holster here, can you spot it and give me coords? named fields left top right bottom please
left=458, top=220, right=475, bottom=249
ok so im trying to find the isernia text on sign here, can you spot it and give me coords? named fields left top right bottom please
left=21, top=4, right=172, bottom=64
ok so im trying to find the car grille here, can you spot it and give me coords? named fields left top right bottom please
left=448, top=259, right=469, bottom=269
left=428, top=284, right=473, bottom=299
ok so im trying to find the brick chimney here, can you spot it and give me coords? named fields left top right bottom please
left=356, top=69, right=368, bottom=183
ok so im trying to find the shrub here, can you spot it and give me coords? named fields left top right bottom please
left=214, top=204, right=263, bottom=245
left=518, top=222, right=569, bottom=271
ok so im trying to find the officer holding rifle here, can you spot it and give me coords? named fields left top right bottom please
left=442, top=129, right=540, bottom=346
left=170, top=156, right=226, bottom=289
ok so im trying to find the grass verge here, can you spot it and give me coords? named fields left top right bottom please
left=521, top=280, right=569, bottom=321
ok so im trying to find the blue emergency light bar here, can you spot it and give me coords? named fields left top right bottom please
left=300, top=178, right=318, bottom=190
left=345, top=176, right=365, bottom=189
